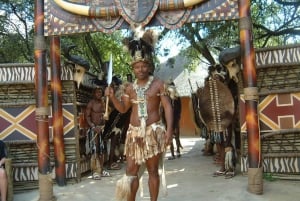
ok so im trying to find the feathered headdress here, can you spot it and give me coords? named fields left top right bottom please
left=122, top=26, right=158, bottom=67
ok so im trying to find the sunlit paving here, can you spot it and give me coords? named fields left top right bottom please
left=167, top=183, right=178, bottom=188
left=1, top=1, right=299, bottom=201
left=11, top=137, right=299, bottom=201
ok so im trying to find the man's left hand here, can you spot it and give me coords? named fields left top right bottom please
left=165, top=131, right=173, bottom=146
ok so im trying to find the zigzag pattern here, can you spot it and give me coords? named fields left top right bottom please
left=13, top=163, right=78, bottom=182
left=0, top=64, right=73, bottom=82
left=240, top=156, right=300, bottom=173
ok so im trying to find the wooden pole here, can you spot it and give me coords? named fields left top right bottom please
left=5, top=158, right=13, bottom=201
left=50, top=36, right=67, bottom=186
left=34, top=0, right=55, bottom=200
left=239, top=0, right=263, bottom=195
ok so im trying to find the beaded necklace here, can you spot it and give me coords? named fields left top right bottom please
left=132, top=76, right=154, bottom=136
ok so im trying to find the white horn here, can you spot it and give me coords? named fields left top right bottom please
left=53, top=0, right=206, bottom=18
left=53, top=0, right=118, bottom=17
left=183, top=0, right=206, bottom=8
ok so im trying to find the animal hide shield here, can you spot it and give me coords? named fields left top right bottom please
left=155, top=8, right=192, bottom=29
left=115, top=0, right=159, bottom=26
left=191, top=92, right=205, bottom=129
left=198, top=78, right=234, bottom=132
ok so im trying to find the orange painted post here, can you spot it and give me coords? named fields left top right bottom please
left=50, top=36, right=67, bottom=186
left=34, top=0, right=55, bottom=200
left=239, top=0, right=263, bottom=194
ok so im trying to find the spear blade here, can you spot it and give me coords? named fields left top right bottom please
left=107, top=54, right=113, bottom=85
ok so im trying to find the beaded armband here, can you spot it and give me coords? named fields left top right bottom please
left=157, top=83, right=169, bottom=96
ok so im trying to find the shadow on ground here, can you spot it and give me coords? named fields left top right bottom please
left=14, top=137, right=300, bottom=201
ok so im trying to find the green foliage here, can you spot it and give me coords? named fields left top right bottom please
left=0, top=0, right=299, bottom=77
left=0, top=0, right=34, bottom=62
left=179, top=46, right=202, bottom=72
left=0, top=33, right=29, bottom=62
left=251, top=0, right=300, bottom=47
left=159, top=1, right=300, bottom=72
left=60, top=32, right=132, bottom=78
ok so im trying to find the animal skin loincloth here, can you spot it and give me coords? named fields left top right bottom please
left=125, top=122, right=166, bottom=165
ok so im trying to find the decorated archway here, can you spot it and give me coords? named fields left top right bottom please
left=34, top=0, right=261, bottom=199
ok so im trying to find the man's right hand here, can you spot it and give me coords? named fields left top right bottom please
left=93, top=126, right=102, bottom=134
left=105, top=86, right=114, bottom=98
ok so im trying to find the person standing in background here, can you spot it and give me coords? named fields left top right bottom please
left=86, top=87, right=110, bottom=179
left=0, top=140, right=8, bottom=201
left=166, top=82, right=183, bottom=160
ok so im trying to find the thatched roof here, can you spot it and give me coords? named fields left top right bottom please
left=154, top=55, right=208, bottom=97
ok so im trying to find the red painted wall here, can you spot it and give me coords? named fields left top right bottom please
left=179, top=97, right=199, bottom=136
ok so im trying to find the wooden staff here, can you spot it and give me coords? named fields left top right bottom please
left=104, top=54, right=113, bottom=120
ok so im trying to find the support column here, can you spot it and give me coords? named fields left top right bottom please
left=239, top=0, right=263, bottom=195
left=50, top=36, right=67, bottom=186
left=34, top=0, right=55, bottom=200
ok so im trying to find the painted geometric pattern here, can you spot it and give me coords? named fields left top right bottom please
left=255, top=45, right=300, bottom=66
left=188, top=0, right=239, bottom=22
left=0, top=64, right=73, bottom=83
left=0, top=106, right=36, bottom=140
left=49, top=104, right=75, bottom=139
left=44, top=0, right=239, bottom=36
left=239, top=93, right=300, bottom=133
left=80, top=159, right=90, bottom=174
left=240, top=156, right=300, bottom=173
left=0, top=104, right=75, bottom=141
left=11, top=158, right=89, bottom=182
left=13, top=163, right=78, bottom=182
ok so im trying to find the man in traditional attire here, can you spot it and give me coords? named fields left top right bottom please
left=105, top=28, right=173, bottom=201
left=86, top=87, right=110, bottom=179
left=166, top=82, right=183, bottom=160
left=104, top=76, right=126, bottom=170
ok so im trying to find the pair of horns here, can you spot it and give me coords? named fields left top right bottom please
left=53, top=0, right=206, bottom=18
